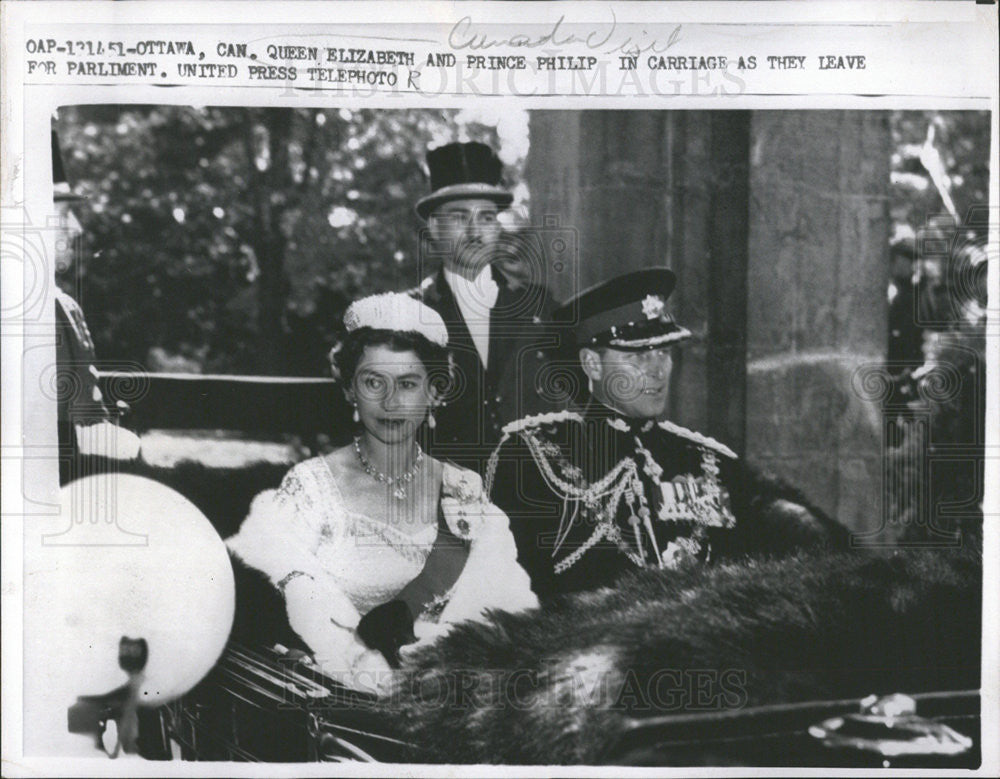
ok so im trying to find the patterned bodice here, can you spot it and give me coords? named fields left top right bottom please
left=250, top=457, right=438, bottom=615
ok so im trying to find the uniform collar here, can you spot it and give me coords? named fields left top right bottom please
left=580, top=396, right=654, bottom=435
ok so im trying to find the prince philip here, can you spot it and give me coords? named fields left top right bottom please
left=487, top=268, right=849, bottom=599
left=410, top=141, right=556, bottom=464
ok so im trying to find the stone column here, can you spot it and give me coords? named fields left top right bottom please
left=745, top=111, right=891, bottom=538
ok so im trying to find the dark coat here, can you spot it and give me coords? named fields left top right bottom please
left=411, top=267, right=560, bottom=469
left=55, top=289, right=120, bottom=484
left=487, top=400, right=848, bottom=600
left=55, top=289, right=111, bottom=427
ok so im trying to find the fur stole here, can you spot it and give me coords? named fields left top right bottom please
left=384, top=546, right=981, bottom=764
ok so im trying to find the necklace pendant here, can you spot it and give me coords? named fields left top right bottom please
left=393, top=485, right=406, bottom=500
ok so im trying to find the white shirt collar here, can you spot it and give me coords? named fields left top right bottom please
left=443, top=265, right=499, bottom=314
left=443, top=265, right=498, bottom=366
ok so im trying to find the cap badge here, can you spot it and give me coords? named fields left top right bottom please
left=642, top=295, right=665, bottom=320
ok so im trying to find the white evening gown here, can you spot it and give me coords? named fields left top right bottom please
left=226, top=457, right=537, bottom=691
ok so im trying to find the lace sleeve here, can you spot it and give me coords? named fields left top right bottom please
left=227, top=459, right=362, bottom=638
left=226, top=460, right=341, bottom=587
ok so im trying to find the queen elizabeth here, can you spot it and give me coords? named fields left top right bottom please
left=226, top=293, right=538, bottom=691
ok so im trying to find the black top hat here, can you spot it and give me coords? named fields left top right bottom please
left=415, top=141, right=513, bottom=219
left=555, top=268, right=692, bottom=351
left=52, top=130, right=84, bottom=203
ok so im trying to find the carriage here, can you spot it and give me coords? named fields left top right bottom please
left=153, top=642, right=979, bottom=766
left=63, top=368, right=981, bottom=768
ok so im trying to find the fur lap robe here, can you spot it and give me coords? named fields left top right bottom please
left=383, top=547, right=981, bottom=764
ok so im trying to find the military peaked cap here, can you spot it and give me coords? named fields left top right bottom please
left=556, top=267, right=692, bottom=351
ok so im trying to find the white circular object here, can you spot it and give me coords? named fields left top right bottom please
left=40, top=475, right=235, bottom=705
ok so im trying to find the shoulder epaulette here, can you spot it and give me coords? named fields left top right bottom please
left=656, top=419, right=738, bottom=460
left=487, top=410, right=583, bottom=497
left=501, top=410, right=583, bottom=437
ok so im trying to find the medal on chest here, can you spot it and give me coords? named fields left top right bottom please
left=637, top=441, right=737, bottom=529
left=506, top=416, right=737, bottom=576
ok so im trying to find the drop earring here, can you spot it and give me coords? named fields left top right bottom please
left=587, top=376, right=594, bottom=394
left=352, top=405, right=360, bottom=423
left=427, top=409, right=436, bottom=429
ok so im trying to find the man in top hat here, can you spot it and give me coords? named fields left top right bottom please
left=486, top=268, right=848, bottom=599
left=409, top=141, right=556, bottom=464
left=52, top=129, right=141, bottom=480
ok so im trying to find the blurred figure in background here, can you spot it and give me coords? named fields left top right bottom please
left=887, top=232, right=923, bottom=367
left=52, top=129, right=141, bottom=482
left=884, top=220, right=988, bottom=546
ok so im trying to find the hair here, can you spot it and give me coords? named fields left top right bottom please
left=329, top=327, right=453, bottom=398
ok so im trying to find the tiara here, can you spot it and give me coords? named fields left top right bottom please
left=343, top=293, right=449, bottom=347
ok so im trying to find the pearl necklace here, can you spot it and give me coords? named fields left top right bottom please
left=353, top=436, right=424, bottom=500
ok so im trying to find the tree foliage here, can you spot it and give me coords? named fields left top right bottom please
left=56, top=106, right=501, bottom=375
left=890, top=110, right=991, bottom=239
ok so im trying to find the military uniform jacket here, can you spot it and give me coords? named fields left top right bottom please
left=486, top=402, right=847, bottom=599
left=411, top=267, right=559, bottom=466
left=55, top=289, right=109, bottom=424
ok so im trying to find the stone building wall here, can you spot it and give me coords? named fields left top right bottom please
left=745, top=111, right=891, bottom=538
